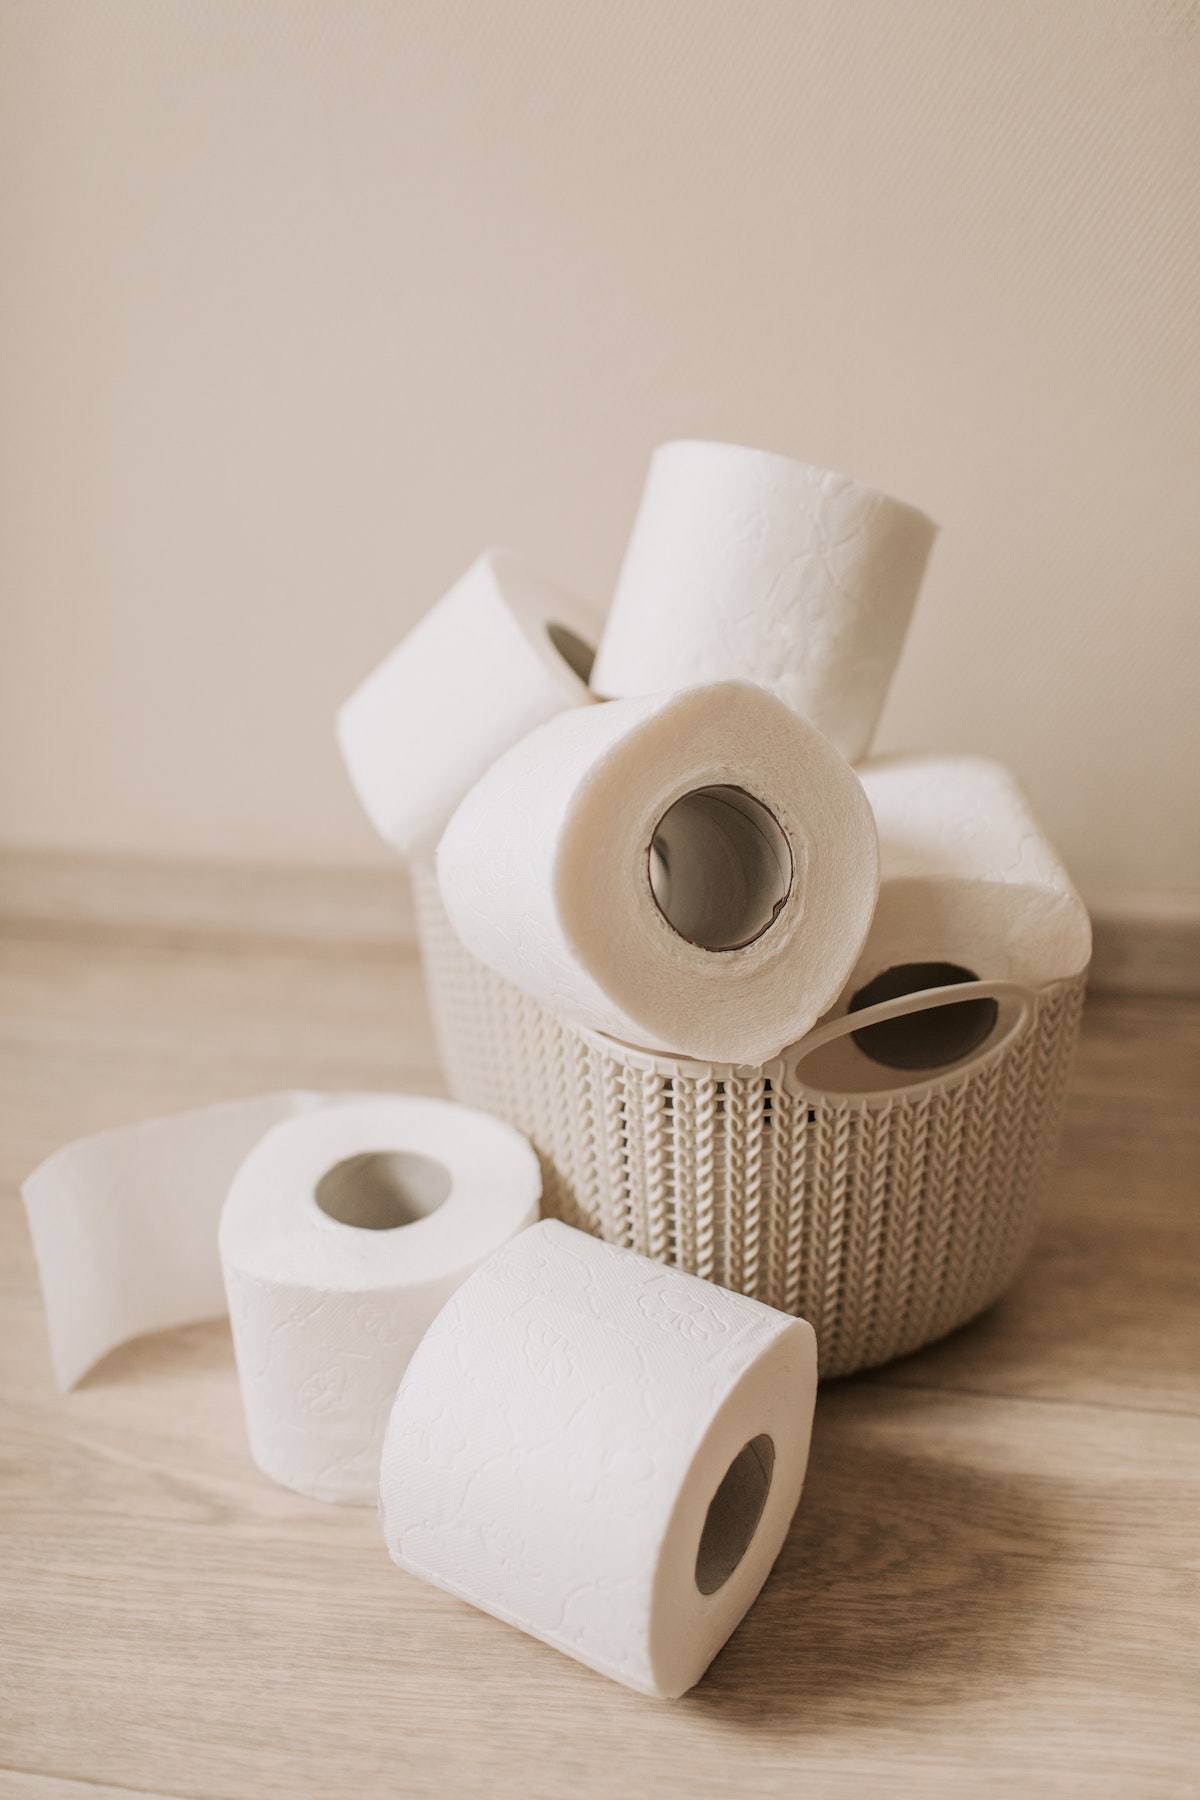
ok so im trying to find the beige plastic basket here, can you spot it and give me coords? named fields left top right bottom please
left=411, top=866, right=1085, bottom=1378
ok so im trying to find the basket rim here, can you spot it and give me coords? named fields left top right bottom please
left=572, top=969, right=1087, bottom=1095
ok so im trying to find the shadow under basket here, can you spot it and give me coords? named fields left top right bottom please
left=411, top=868, right=1086, bottom=1379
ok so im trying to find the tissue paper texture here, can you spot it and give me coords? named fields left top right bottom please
left=436, top=679, right=879, bottom=1063
left=848, top=753, right=1092, bottom=997
left=380, top=1219, right=817, bottom=1698
left=22, top=1092, right=541, bottom=1503
left=221, top=1096, right=541, bottom=1502
left=21, top=1091, right=332, bottom=1390
left=591, top=440, right=936, bottom=762
left=336, top=547, right=601, bottom=858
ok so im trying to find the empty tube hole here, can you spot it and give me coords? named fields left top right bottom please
left=849, top=962, right=999, bottom=1071
left=546, top=622, right=596, bottom=684
left=695, top=1434, right=775, bottom=1595
left=649, top=786, right=793, bottom=951
left=314, top=1151, right=451, bottom=1230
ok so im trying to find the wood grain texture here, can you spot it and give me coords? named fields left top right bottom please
left=3, top=846, right=1197, bottom=994
left=0, top=849, right=414, bottom=955
left=0, top=1774, right=179, bottom=1800
left=2, top=914, right=1198, bottom=1798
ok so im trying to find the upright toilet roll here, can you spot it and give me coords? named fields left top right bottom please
left=221, top=1096, right=541, bottom=1502
left=591, top=441, right=937, bottom=762
left=380, top=1219, right=818, bottom=1698
left=435, top=679, right=880, bottom=1063
left=336, top=548, right=601, bottom=859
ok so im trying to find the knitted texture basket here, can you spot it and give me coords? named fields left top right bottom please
left=411, top=866, right=1085, bottom=1378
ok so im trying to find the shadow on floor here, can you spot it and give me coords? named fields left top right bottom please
left=76, top=1313, right=235, bottom=1389
left=689, top=1390, right=1066, bottom=1731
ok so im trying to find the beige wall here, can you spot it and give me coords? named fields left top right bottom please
left=2, top=0, right=1197, bottom=905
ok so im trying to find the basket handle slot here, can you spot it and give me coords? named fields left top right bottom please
left=781, top=978, right=1037, bottom=1089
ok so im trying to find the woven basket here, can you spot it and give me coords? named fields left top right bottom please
left=412, top=866, right=1085, bottom=1378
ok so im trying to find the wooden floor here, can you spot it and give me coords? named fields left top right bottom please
left=1, top=902, right=1197, bottom=1798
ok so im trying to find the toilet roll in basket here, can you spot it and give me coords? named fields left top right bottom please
left=337, top=547, right=601, bottom=859
left=591, top=441, right=937, bottom=762
left=412, top=865, right=1086, bottom=1379
left=381, top=1219, right=818, bottom=1698
left=850, top=753, right=1093, bottom=991
left=436, top=679, right=879, bottom=1064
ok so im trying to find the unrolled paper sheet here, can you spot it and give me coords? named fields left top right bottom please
left=591, top=441, right=937, bottom=762
left=21, top=1091, right=333, bottom=1391
left=435, top=679, right=880, bottom=1063
left=380, top=1219, right=818, bottom=1698
left=22, top=1092, right=542, bottom=1503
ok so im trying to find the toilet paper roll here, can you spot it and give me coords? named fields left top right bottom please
left=21, top=1091, right=335, bottom=1390
left=220, top=1096, right=541, bottom=1502
left=435, top=679, right=880, bottom=1063
left=591, top=441, right=937, bottom=762
left=380, top=1218, right=817, bottom=1698
left=853, top=754, right=1092, bottom=990
left=22, top=1091, right=542, bottom=1502
left=827, top=756, right=1092, bottom=1071
left=336, top=547, right=601, bottom=859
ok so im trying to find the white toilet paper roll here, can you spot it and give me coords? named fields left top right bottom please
left=21, top=1091, right=334, bottom=1390
left=220, top=1096, right=541, bottom=1502
left=854, top=753, right=1092, bottom=989
left=22, top=1091, right=542, bottom=1500
left=827, top=755, right=1092, bottom=1071
left=336, top=548, right=601, bottom=859
left=380, top=1219, right=817, bottom=1698
left=591, top=441, right=937, bottom=762
left=436, top=679, right=879, bottom=1063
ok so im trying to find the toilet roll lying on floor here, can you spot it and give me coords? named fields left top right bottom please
left=436, top=679, right=880, bottom=1063
left=337, top=548, right=601, bottom=859
left=591, top=441, right=937, bottom=763
left=22, top=1093, right=541, bottom=1501
left=380, top=1219, right=818, bottom=1698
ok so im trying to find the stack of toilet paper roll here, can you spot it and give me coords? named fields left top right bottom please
left=335, top=439, right=1090, bottom=1379
left=22, top=438, right=1092, bottom=1702
left=338, top=439, right=1089, bottom=1068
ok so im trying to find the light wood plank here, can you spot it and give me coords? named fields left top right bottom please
left=0, top=1772, right=181, bottom=1800
left=3, top=1368, right=1196, bottom=1799
left=0, top=848, right=414, bottom=954
left=2, top=919, right=1198, bottom=1797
